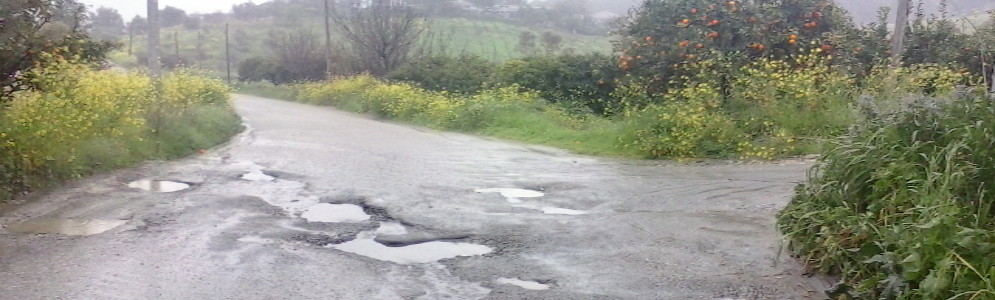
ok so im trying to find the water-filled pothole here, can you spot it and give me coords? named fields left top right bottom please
left=331, top=231, right=491, bottom=264
left=495, top=278, right=551, bottom=290
left=7, top=218, right=128, bottom=236
left=540, top=207, right=589, bottom=215
left=301, top=203, right=371, bottom=223
left=240, top=170, right=275, bottom=182
left=128, top=180, right=190, bottom=193
left=475, top=188, right=544, bottom=199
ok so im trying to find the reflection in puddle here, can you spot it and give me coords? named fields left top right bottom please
left=301, top=203, right=370, bottom=223
left=541, top=207, right=588, bottom=215
left=331, top=231, right=491, bottom=264
left=7, top=218, right=128, bottom=236
left=240, top=170, right=275, bottom=182
left=128, top=180, right=190, bottom=193
left=495, top=277, right=550, bottom=290
left=475, top=188, right=544, bottom=198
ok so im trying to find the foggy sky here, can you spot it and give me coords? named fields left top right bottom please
left=78, top=0, right=270, bottom=19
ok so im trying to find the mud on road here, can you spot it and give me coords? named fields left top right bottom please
left=0, top=95, right=830, bottom=299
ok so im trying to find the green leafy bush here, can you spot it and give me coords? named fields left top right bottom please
left=388, top=55, right=496, bottom=94
left=491, top=53, right=619, bottom=114
left=778, top=93, right=995, bottom=299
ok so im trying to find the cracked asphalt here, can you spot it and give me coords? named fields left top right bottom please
left=0, top=94, right=831, bottom=299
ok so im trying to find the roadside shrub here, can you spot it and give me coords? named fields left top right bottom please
left=0, top=58, right=238, bottom=200
left=778, top=95, right=995, bottom=299
left=727, top=52, right=856, bottom=149
left=388, top=55, right=496, bottom=94
left=491, top=53, right=619, bottom=114
left=625, top=82, right=746, bottom=158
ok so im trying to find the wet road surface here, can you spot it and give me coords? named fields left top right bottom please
left=0, top=94, right=830, bottom=299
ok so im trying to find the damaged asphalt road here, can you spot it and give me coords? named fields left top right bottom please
left=0, top=94, right=830, bottom=299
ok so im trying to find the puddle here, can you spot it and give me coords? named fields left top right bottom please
left=240, top=170, right=275, bottom=182
left=541, top=207, right=589, bottom=215
left=475, top=188, right=544, bottom=199
left=301, top=203, right=371, bottom=223
left=7, top=218, right=128, bottom=236
left=331, top=231, right=492, bottom=264
left=127, top=180, right=190, bottom=193
left=495, top=278, right=551, bottom=290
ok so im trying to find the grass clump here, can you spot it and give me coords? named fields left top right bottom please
left=0, top=57, right=240, bottom=201
left=777, top=92, right=995, bottom=299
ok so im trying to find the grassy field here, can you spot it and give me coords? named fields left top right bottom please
left=113, top=17, right=612, bottom=74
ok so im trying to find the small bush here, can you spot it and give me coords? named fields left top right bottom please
left=491, top=53, right=619, bottom=114
left=388, top=55, right=496, bottom=94
left=625, top=82, right=746, bottom=158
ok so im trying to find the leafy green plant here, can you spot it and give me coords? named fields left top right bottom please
left=388, top=55, right=496, bottom=94
left=778, top=93, right=995, bottom=299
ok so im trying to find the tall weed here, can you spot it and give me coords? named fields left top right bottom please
left=778, top=94, right=995, bottom=299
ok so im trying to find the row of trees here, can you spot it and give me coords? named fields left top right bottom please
left=240, top=0, right=426, bottom=83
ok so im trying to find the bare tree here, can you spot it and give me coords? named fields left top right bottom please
left=334, top=0, right=425, bottom=76
left=266, top=29, right=327, bottom=83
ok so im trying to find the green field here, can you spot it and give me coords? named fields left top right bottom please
left=113, top=17, right=613, bottom=75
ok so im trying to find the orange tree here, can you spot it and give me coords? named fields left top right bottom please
left=616, top=0, right=854, bottom=98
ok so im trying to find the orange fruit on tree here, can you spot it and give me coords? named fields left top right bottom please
left=690, top=8, right=698, bottom=14
left=695, top=43, right=704, bottom=49
left=707, top=32, right=720, bottom=38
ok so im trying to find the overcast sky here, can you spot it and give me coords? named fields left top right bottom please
left=78, top=0, right=270, bottom=19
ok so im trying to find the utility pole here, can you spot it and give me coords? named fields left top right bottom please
left=174, top=31, right=180, bottom=64
left=128, top=24, right=134, bottom=56
left=890, top=0, right=910, bottom=67
left=147, top=0, right=161, bottom=80
left=324, top=0, right=334, bottom=78
left=225, top=23, right=232, bottom=85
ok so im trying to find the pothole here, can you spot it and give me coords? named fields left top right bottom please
left=7, top=218, right=128, bottom=236
left=127, top=179, right=190, bottom=193
left=331, top=231, right=492, bottom=264
left=475, top=188, right=544, bottom=199
left=495, top=278, right=551, bottom=290
left=540, top=207, right=589, bottom=215
left=240, top=170, right=276, bottom=182
left=301, top=203, right=371, bottom=223
left=374, top=232, right=473, bottom=247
